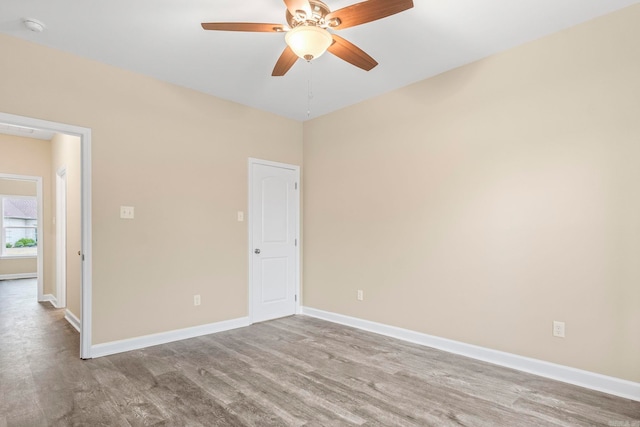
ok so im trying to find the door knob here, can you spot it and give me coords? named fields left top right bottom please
left=254, top=248, right=261, bottom=254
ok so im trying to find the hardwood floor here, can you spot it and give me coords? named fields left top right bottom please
left=1, top=279, right=638, bottom=426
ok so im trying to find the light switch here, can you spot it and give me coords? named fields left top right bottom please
left=237, top=211, right=244, bottom=222
left=120, top=206, right=135, bottom=219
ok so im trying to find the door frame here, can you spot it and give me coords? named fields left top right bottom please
left=247, top=157, right=301, bottom=323
left=55, top=166, right=67, bottom=309
left=0, top=112, right=92, bottom=359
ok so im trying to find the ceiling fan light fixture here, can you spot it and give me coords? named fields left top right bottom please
left=285, top=25, right=332, bottom=61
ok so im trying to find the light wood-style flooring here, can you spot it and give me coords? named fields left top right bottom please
left=1, top=279, right=638, bottom=426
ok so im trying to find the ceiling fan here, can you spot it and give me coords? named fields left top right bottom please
left=201, top=0, right=414, bottom=76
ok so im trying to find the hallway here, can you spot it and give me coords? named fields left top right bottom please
left=0, top=279, right=80, bottom=424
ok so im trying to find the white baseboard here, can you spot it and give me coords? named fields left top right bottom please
left=302, top=306, right=640, bottom=402
left=0, top=273, right=37, bottom=281
left=65, top=310, right=81, bottom=333
left=90, top=316, right=251, bottom=358
left=41, top=293, right=58, bottom=307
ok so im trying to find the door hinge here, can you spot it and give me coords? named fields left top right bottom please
left=295, top=295, right=298, bottom=302
left=82, top=255, right=85, bottom=261
left=295, top=238, right=297, bottom=247
left=295, top=182, right=298, bottom=190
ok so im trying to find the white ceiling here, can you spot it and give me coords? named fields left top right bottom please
left=1, top=0, right=637, bottom=122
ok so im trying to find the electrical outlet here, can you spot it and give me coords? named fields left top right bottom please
left=120, top=206, right=134, bottom=219
left=553, top=321, right=565, bottom=338
left=357, top=290, right=364, bottom=301
left=237, top=211, right=244, bottom=222
left=194, top=295, right=201, bottom=306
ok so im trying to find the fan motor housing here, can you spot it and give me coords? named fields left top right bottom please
left=286, top=0, right=338, bottom=28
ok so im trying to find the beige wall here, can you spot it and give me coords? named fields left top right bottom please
left=0, top=33, right=303, bottom=344
left=51, top=133, right=82, bottom=318
left=303, top=6, right=640, bottom=383
left=0, top=135, right=52, bottom=282
left=0, top=256, right=36, bottom=277
left=0, top=178, right=37, bottom=197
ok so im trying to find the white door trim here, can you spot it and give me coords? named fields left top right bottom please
left=55, top=167, right=67, bottom=308
left=248, top=157, right=301, bottom=323
left=0, top=112, right=93, bottom=359
left=0, top=174, right=43, bottom=301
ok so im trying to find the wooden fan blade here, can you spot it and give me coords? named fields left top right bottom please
left=327, top=34, right=378, bottom=71
left=283, top=0, right=312, bottom=19
left=327, top=0, right=414, bottom=30
left=272, top=46, right=299, bottom=76
left=201, top=22, right=286, bottom=32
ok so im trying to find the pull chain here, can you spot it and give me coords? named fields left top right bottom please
left=307, top=60, right=313, bottom=118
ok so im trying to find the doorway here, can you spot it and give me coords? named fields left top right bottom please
left=0, top=112, right=92, bottom=359
left=248, top=158, right=300, bottom=323
left=0, top=177, right=42, bottom=292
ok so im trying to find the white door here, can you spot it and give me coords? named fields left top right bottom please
left=250, top=159, right=299, bottom=323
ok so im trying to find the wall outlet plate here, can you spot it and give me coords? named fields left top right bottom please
left=553, top=321, right=565, bottom=338
left=120, top=206, right=134, bottom=219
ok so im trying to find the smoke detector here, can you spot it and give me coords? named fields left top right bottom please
left=23, top=18, right=46, bottom=33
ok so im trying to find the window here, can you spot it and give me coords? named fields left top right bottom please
left=1, top=196, right=38, bottom=257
